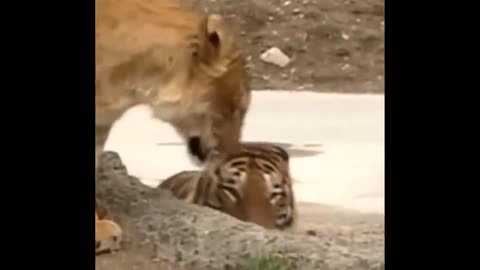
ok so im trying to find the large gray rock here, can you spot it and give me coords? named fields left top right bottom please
left=96, top=151, right=384, bottom=270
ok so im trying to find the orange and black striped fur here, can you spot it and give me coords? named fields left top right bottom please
left=158, top=143, right=297, bottom=230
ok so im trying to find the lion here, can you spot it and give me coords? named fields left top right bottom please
left=95, top=0, right=251, bottom=254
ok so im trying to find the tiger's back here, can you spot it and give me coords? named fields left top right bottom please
left=160, top=170, right=200, bottom=202
left=159, top=143, right=297, bottom=230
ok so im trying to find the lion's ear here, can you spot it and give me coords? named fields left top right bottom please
left=205, top=14, right=224, bottom=49
left=196, top=14, right=234, bottom=63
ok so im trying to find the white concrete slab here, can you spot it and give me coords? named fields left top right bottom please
left=104, top=91, right=384, bottom=214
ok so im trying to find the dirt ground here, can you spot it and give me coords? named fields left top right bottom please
left=182, top=0, right=384, bottom=93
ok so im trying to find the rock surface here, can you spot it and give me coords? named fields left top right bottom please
left=96, top=151, right=384, bottom=270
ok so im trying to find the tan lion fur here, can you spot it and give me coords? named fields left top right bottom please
left=95, top=0, right=251, bottom=254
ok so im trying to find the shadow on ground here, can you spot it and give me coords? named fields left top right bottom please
left=157, top=141, right=324, bottom=158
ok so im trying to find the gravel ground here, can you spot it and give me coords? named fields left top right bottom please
left=182, top=0, right=384, bottom=93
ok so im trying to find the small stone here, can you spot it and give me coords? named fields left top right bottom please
left=297, top=83, right=313, bottom=90
left=283, top=1, right=291, bottom=6
left=293, top=8, right=301, bottom=14
left=260, top=47, right=291, bottom=67
left=341, top=33, right=350, bottom=40
left=299, top=13, right=305, bottom=19
left=341, top=63, right=351, bottom=70
left=272, top=30, right=279, bottom=36
left=268, top=16, right=274, bottom=22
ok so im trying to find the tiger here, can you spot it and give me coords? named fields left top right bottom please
left=96, top=0, right=251, bottom=254
left=158, top=143, right=298, bottom=230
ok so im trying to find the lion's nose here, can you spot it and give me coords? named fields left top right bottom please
left=187, top=136, right=208, bottom=163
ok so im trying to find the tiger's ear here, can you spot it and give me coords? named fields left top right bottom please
left=196, top=14, right=235, bottom=63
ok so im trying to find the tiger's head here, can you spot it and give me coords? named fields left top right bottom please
left=208, top=144, right=297, bottom=230
left=159, top=143, right=298, bottom=231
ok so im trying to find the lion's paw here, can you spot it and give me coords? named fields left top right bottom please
left=95, top=218, right=122, bottom=254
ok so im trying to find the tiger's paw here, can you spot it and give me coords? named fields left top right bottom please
left=95, top=217, right=123, bottom=255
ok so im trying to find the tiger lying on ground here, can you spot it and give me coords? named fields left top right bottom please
left=96, top=0, right=251, bottom=254
left=158, top=143, right=298, bottom=230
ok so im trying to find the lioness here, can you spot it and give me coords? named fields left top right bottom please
left=95, top=0, right=251, bottom=254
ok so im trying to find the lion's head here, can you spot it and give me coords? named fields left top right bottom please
left=162, top=13, right=251, bottom=164
left=96, top=0, right=251, bottom=164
